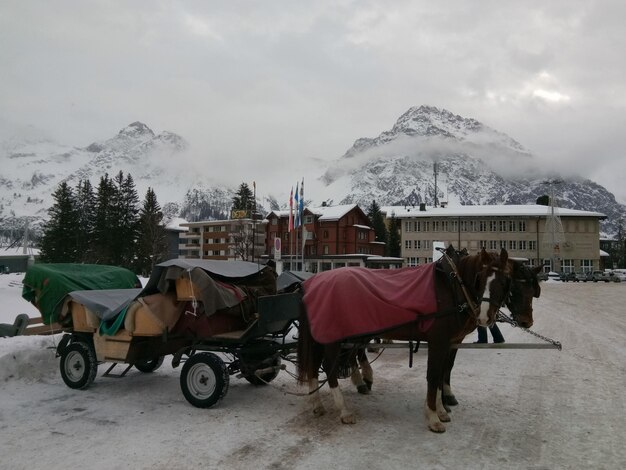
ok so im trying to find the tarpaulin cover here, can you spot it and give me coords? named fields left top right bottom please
left=141, top=259, right=276, bottom=317
left=22, top=264, right=140, bottom=324
left=302, top=264, right=438, bottom=344
left=69, top=288, right=142, bottom=321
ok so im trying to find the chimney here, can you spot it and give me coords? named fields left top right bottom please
left=322, top=201, right=327, bottom=207
left=419, top=203, right=426, bottom=211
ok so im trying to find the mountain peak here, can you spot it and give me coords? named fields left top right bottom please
left=391, top=105, right=483, bottom=138
left=118, top=122, right=155, bottom=138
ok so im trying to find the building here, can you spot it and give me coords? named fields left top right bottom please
left=0, top=246, right=39, bottom=273
left=383, top=204, right=606, bottom=274
left=179, top=218, right=267, bottom=261
left=265, top=204, right=391, bottom=272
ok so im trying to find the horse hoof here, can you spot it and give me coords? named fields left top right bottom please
left=340, top=413, right=356, bottom=424
left=438, top=411, right=451, bottom=423
left=443, top=394, right=458, bottom=406
left=429, top=422, right=446, bottom=433
left=357, top=384, right=370, bottom=395
left=364, top=379, right=373, bottom=391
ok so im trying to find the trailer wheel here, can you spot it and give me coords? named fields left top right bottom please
left=180, top=353, right=229, bottom=408
left=60, top=341, right=98, bottom=390
left=134, top=356, right=164, bottom=373
left=240, top=340, right=281, bottom=386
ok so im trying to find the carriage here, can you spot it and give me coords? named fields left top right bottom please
left=21, top=260, right=304, bottom=408
left=20, top=249, right=555, bottom=432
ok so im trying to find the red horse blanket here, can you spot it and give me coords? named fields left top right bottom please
left=302, top=264, right=438, bottom=344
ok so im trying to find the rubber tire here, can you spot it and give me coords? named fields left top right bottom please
left=60, top=341, right=98, bottom=390
left=180, top=353, right=229, bottom=408
left=134, top=356, right=164, bottom=373
left=240, top=340, right=281, bottom=386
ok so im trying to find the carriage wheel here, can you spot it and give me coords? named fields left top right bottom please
left=59, top=341, right=98, bottom=390
left=239, top=340, right=281, bottom=386
left=134, top=356, right=164, bottom=373
left=180, top=352, right=229, bottom=408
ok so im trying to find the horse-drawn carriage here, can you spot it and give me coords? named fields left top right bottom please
left=19, top=248, right=554, bottom=432
left=21, top=260, right=304, bottom=408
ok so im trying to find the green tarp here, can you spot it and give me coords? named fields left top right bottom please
left=22, top=264, right=141, bottom=325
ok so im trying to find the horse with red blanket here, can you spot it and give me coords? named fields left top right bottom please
left=297, top=247, right=513, bottom=433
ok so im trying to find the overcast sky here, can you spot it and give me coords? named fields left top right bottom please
left=1, top=1, right=625, bottom=203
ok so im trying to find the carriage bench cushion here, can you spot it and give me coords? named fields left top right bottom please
left=302, top=264, right=437, bottom=344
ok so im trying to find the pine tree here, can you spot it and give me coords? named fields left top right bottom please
left=112, top=172, right=140, bottom=268
left=136, top=188, right=168, bottom=276
left=92, top=174, right=116, bottom=264
left=367, top=200, right=389, bottom=246
left=387, top=214, right=401, bottom=257
left=39, top=182, right=79, bottom=262
left=231, top=182, right=254, bottom=216
left=75, top=179, right=96, bottom=262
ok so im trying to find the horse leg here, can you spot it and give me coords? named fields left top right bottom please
left=424, top=342, right=449, bottom=433
left=358, top=348, right=373, bottom=392
left=350, top=348, right=372, bottom=394
left=309, top=376, right=326, bottom=417
left=442, top=348, right=459, bottom=410
left=325, top=344, right=355, bottom=424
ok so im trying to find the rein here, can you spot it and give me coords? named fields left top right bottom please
left=441, top=251, right=481, bottom=319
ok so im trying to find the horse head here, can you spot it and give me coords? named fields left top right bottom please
left=475, top=248, right=512, bottom=328
left=506, top=262, right=542, bottom=328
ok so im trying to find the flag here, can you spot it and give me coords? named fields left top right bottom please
left=294, top=182, right=300, bottom=228
left=299, top=178, right=304, bottom=224
left=288, top=186, right=294, bottom=231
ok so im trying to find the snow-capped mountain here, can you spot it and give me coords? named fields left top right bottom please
left=1, top=106, right=624, bottom=242
left=318, top=106, right=625, bottom=237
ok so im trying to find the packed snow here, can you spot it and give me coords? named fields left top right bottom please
left=1, top=272, right=625, bottom=469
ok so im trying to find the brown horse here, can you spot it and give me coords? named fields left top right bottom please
left=297, top=247, right=512, bottom=433
left=441, top=260, right=543, bottom=407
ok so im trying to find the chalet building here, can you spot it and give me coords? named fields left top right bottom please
left=383, top=204, right=606, bottom=274
left=265, top=204, right=392, bottom=272
left=178, top=218, right=267, bottom=261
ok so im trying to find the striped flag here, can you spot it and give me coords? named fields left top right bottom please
left=294, top=182, right=300, bottom=228
left=299, top=178, right=304, bottom=223
left=288, top=186, right=294, bottom=231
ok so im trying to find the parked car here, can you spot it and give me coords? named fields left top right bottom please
left=537, top=271, right=549, bottom=281
left=592, top=270, right=611, bottom=282
left=611, top=271, right=626, bottom=282
left=560, top=272, right=578, bottom=282
left=575, top=272, right=592, bottom=282
left=547, top=271, right=560, bottom=281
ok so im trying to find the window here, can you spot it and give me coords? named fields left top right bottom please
left=450, top=220, right=458, bottom=232
left=490, top=221, right=497, bottom=232
left=509, top=240, right=517, bottom=250
left=519, top=240, right=527, bottom=250
left=562, top=259, right=574, bottom=273
left=581, top=259, right=593, bottom=272
left=358, top=231, right=367, bottom=240
left=509, top=221, right=516, bottom=232
left=500, top=240, right=507, bottom=250
left=405, top=240, right=412, bottom=249
left=529, top=240, right=537, bottom=251
left=423, top=221, right=430, bottom=231
left=469, top=221, right=476, bottom=232
left=304, top=215, right=314, bottom=224
left=441, top=221, right=448, bottom=232
left=499, top=220, right=507, bottom=232
left=489, top=240, right=497, bottom=250
left=323, top=245, right=329, bottom=255
left=415, top=240, right=421, bottom=250
left=519, top=221, right=526, bottom=232
left=271, top=218, right=278, bottom=225
left=433, top=221, right=440, bottom=231
left=407, top=257, right=419, bottom=267
left=323, top=230, right=329, bottom=238
left=424, top=240, right=431, bottom=249
left=414, top=221, right=421, bottom=232
left=461, top=220, right=468, bottom=232
left=479, top=240, right=487, bottom=248
left=479, top=221, right=487, bottom=232
left=405, top=221, right=412, bottom=232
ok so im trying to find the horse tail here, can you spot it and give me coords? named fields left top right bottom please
left=296, top=304, right=319, bottom=384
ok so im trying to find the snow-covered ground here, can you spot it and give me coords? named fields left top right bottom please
left=1, top=273, right=625, bottom=470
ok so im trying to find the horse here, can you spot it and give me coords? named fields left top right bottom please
left=441, top=259, right=543, bottom=408
left=297, top=247, right=513, bottom=433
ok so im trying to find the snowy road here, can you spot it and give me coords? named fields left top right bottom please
left=1, top=278, right=625, bottom=469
